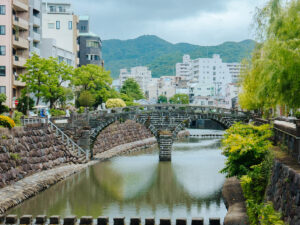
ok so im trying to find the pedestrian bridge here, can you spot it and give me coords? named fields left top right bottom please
left=86, top=104, right=250, bottom=161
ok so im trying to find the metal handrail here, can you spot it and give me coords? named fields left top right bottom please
left=48, top=120, right=89, bottom=160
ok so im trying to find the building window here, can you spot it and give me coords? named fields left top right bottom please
left=0, top=25, right=5, bottom=35
left=0, top=66, right=5, bottom=76
left=48, top=23, right=54, bottom=29
left=0, top=5, right=5, bottom=15
left=56, top=21, right=60, bottom=29
left=58, top=56, right=64, bottom=63
left=68, top=21, right=72, bottom=30
left=0, top=86, right=6, bottom=94
left=0, top=46, right=5, bottom=56
left=49, top=5, right=56, bottom=12
left=86, top=40, right=100, bottom=48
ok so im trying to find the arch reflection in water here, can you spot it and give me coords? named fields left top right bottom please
left=8, top=129, right=227, bottom=222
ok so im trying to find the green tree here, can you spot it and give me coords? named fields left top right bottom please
left=78, top=91, right=95, bottom=107
left=16, top=95, right=34, bottom=115
left=73, top=64, right=113, bottom=107
left=0, top=94, right=9, bottom=114
left=239, top=0, right=300, bottom=113
left=21, top=55, right=73, bottom=108
left=157, top=95, right=167, bottom=104
left=120, top=78, right=144, bottom=100
left=169, top=94, right=189, bottom=104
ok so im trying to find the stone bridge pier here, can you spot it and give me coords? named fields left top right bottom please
left=158, top=134, right=173, bottom=161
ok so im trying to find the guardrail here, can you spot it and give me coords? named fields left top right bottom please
left=21, top=117, right=47, bottom=126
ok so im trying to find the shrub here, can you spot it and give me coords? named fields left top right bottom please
left=50, top=109, right=66, bottom=117
left=13, top=111, right=23, bottom=126
left=77, top=106, right=85, bottom=114
left=106, top=98, right=126, bottom=108
left=0, top=93, right=9, bottom=114
left=0, top=115, right=15, bottom=128
left=78, top=91, right=95, bottom=107
left=295, top=111, right=300, bottom=119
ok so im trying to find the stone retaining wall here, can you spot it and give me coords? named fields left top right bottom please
left=266, top=160, right=300, bottom=225
left=0, top=124, right=80, bottom=188
left=93, top=120, right=153, bottom=155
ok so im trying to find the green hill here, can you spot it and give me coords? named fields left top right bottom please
left=102, top=35, right=256, bottom=78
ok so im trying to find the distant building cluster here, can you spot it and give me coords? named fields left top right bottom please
left=0, top=0, right=103, bottom=108
left=117, top=54, right=242, bottom=109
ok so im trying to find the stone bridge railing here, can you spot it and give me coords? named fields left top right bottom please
left=0, top=215, right=222, bottom=225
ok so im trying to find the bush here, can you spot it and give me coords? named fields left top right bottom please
left=16, top=96, right=34, bottom=115
left=106, top=98, right=126, bottom=108
left=0, top=115, right=15, bottom=128
left=295, top=111, right=300, bottom=119
left=77, top=106, right=85, bottom=114
left=50, top=109, right=66, bottom=117
left=13, top=111, right=24, bottom=126
left=78, top=91, right=95, bottom=107
left=0, top=93, right=9, bottom=114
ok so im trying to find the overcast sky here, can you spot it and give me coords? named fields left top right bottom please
left=72, top=0, right=268, bottom=46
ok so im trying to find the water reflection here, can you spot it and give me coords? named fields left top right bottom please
left=9, top=129, right=227, bottom=222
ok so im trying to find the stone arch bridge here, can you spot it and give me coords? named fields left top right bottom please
left=75, top=104, right=250, bottom=161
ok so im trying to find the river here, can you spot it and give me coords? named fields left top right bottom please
left=8, top=129, right=227, bottom=224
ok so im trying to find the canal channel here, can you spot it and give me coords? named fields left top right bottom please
left=8, top=129, right=227, bottom=224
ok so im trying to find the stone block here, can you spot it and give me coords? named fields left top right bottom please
left=159, top=218, right=171, bottom=225
left=209, top=218, right=220, bottom=225
left=0, top=215, right=5, bottom=223
left=49, top=216, right=60, bottom=224
left=130, top=218, right=141, bottom=225
left=35, top=215, right=47, bottom=224
left=5, top=215, right=17, bottom=224
left=176, top=218, right=187, bottom=225
left=191, top=218, right=203, bottom=225
left=97, top=217, right=109, bottom=225
left=20, top=215, right=32, bottom=224
left=63, top=216, right=77, bottom=225
left=145, top=218, right=155, bottom=225
left=113, top=217, right=125, bottom=225
left=80, top=216, right=93, bottom=225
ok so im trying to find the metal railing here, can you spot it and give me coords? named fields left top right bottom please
left=21, top=117, right=89, bottom=160
left=48, top=120, right=89, bottom=160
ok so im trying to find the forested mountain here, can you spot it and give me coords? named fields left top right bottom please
left=102, top=35, right=256, bottom=78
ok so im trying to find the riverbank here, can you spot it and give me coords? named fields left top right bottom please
left=0, top=136, right=158, bottom=214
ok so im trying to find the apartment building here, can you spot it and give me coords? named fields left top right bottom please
left=29, top=0, right=42, bottom=56
left=40, top=0, right=78, bottom=67
left=0, top=0, right=29, bottom=108
left=119, top=66, right=152, bottom=94
left=77, top=16, right=103, bottom=67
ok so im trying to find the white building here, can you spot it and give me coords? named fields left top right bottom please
left=40, top=0, right=78, bottom=67
left=119, top=66, right=152, bottom=95
left=176, top=54, right=242, bottom=106
left=29, top=0, right=42, bottom=56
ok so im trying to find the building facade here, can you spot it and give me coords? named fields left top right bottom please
left=40, top=0, right=78, bottom=67
left=119, top=66, right=152, bottom=95
left=77, top=16, right=103, bottom=67
left=29, top=0, right=41, bottom=56
left=0, top=0, right=29, bottom=108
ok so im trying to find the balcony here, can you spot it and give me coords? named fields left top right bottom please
left=13, top=36, right=29, bottom=49
left=31, top=47, right=40, bottom=55
left=33, top=0, right=41, bottom=11
left=13, top=55, right=27, bottom=68
left=33, top=32, right=41, bottom=42
left=13, top=16, right=29, bottom=30
left=13, top=0, right=28, bottom=12
left=33, top=16, right=41, bottom=27
left=13, top=79, right=26, bottom=87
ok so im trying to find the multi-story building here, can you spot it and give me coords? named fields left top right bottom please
left=77, top=16, right=103, bottom=67
left=119, top=66, right=152, bottom=95
left=0, top=0, right=29, bottom=108
left=29, top=0, right=42, bottom=56
left=227, top=63, right=243, bottom=83
left=40, top=0, right=78, bottom=67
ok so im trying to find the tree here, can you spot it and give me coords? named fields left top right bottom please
left=78, top=91, right=95, bottom=107
left=73, top=64, right=113, bottom=107
left=106, top=98, right=126, bottom=108
left=20, top=55, right=74, bottom=108
left=169, top=94, right=189, bottom=104
left=120, top=78, right=144, bottom=100
left=239, top=0, right=300, bottom=113
left=0, top=94, right=9, bottom=114
left=16, top=95, right=34, bottom=115
left=157, top=95, right=167, bottom=104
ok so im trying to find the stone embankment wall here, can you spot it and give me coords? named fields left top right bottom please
left=267, top=160, right=300, bottom=225
left=93, top=120, right=154, bottom=155
left=0, top=124, right=80, bottom=188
